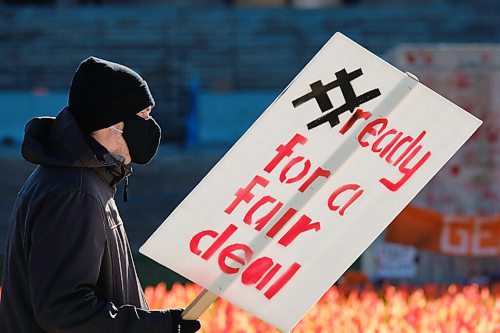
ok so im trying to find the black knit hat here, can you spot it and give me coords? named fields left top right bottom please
left=68, top=56, right=155, bottom=132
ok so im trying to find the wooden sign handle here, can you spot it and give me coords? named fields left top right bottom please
left=181, top=289, right=218, bottom=320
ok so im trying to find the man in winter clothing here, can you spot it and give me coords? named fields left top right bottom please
left=0, top=57, right=201, bottom=333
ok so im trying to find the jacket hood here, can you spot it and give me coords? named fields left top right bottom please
left=22, top=107, right=120, bottom=169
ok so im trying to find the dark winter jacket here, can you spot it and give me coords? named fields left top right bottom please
left=0, top=108, right=173, bottom=332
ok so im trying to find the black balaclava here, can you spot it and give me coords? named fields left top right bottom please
left=68, top=56, right=155, bottom=133
left=68, top=56, right=161, bottom=164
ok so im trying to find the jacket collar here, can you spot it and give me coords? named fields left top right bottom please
left=85, top=134, right=133, bottom=190
left=22, top=107, right=133, bottom=192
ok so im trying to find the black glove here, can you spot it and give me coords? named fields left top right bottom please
left=169, top=309, right=201, bottom=333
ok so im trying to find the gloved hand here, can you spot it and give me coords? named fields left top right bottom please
left=169, top=309, right=201, bottom=333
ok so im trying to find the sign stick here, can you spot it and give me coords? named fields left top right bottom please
left=181, top=289, right=218, bottom=320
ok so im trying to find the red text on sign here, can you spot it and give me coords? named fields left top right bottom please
left=264, top=133, right=332, bottom=193
left=189, top=224, right=302, bottom=299
left=225, top=175, right=322, bottom=247
left=356, top=117, right=432, bottom=191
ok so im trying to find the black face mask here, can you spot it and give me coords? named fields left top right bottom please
left=123, top=115, right=161, bottom=164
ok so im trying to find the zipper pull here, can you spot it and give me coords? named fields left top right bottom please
left=123, top=175, right=129, bottom=202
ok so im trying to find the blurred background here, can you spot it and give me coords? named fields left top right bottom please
left=0, top=0, right=498, bottom=291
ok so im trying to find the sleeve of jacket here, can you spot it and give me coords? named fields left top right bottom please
left=28, top=189, right=174, bottom=333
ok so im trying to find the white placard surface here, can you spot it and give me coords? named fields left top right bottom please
left=140, top=33, right=482, bottom=332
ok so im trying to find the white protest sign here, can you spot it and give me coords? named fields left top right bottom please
left=140, top=32, right=482, bottom=332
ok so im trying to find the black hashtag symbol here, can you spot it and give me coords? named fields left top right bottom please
left=292, top=68, right=381, bottom=130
